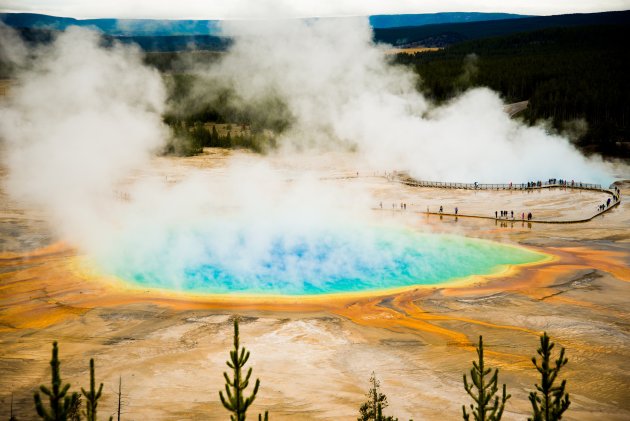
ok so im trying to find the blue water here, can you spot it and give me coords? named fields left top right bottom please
left=102, top=224, right=545, bottom=296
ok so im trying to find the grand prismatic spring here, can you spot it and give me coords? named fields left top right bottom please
left=1, top=7, right=630, bottom=419
left=101, top=224, right=546, bottom=295
left=1, top=152, right=629, bottom=421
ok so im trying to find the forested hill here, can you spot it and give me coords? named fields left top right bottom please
left=2, top=11, right=629, bottom=158
left=394, top=24, right=630, bottom=157
left=3, top=10, right=628, bottom=52
left=368, top=12, right=527, bottom=28
left=0, top=12, right=527, bottom=35
left=373, top=10, right=630, bottom=47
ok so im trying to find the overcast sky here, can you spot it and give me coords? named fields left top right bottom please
left=1, top=0, right=629, bottom=19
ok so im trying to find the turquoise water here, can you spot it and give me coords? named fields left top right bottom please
left=101, top=224, right=545, bottom=296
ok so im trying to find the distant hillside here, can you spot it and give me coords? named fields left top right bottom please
left=115, top=35, right=231, bottom=52
left=4, top=10, right=625, bottom=52
left=0, top=12, right=527, bottom=36
left=394, top=24, right=630, bottom=157
left=373, top=10, right=630, bottom=47
left=2, top=27, right=231, bottom=53
left=0, top=13, right=222, bottom=36
left=369, top=12, right=527, bottom=28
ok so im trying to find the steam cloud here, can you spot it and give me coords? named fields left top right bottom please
left=202, top=18, right=611, bottom=183
left=0, top=26, right=167, bottom=250
left=0, top=19, right=615, bottom=292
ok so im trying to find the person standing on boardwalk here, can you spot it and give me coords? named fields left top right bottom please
left=495, top=210, right=498, bottom=218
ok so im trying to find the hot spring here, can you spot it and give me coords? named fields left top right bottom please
left=98, top=221, right=546, bottom=296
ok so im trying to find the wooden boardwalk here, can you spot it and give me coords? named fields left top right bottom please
left=385, top=174, right=622, bottom=224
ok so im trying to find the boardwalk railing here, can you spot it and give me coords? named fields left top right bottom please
left=395, top=176, right=603, bottom=192
left=388, top=173, right=622, bottom=224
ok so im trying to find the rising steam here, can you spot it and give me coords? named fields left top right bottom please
left=0, top=19, right=615, bottom=292
left=201, top=18, right=612, bottom=183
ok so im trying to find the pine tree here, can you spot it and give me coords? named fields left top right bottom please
left=462, top=336, right=510, bottom=421
left=34, top=341, right=80, bottom=421
left=81, top=359, right=112, bottom=421
left=528, top=332, right=570, bottom=421
left=358, top=372, right=399, bottom=421
left=219, top=318, right=267, bottom=421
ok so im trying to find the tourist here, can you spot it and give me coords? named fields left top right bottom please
left=455, top=207, right=458, bottom=215
left=495, top=210, right=498, bottom=218
left=439, top=205, right=443, bottom=213
left=511, top=210, right=514, bottom=219
left=522, top=212, right=525, bottom=220
left=379, top=201, right=382, bottom=209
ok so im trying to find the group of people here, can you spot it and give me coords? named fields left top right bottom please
left=526, top=179, right=574, bottom=188
left=380, top=202, right=408, bottom=210
left=428, top=205, right=457, bottom=214
left=495, top=210, right=533, bottom=220
left=598, top=189, right=622, bottom=212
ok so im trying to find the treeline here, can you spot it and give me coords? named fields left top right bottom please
left=394, top=24, right=630, bottom=157
left=162, top=74, right=292, bottom=132
left=142, top=51, right=223, bottom=73
left=7, top=318, right=571, bottom=421
left=160, top=73, right=292, bottom=156
left=165, top=122, right=277, bottom=156
left=373, top=10, right=630, bottom=48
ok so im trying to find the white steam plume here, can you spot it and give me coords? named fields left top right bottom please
left=0, top=19, right=617, bottom=294
left=0, top=26, right=168, bottom=248
left=205, top=18, right=612, bottom=184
